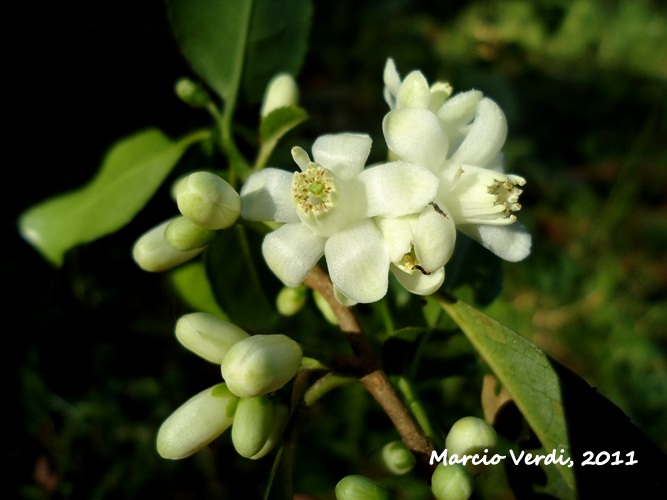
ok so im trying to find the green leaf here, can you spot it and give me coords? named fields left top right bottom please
left=260, top=106, right=308, bottom=144
left=256, top=105, right=308, bottom=169
left=171, top=260, right=227, bottom=318
left=167, top=0, right=252, bottom=103
left=205, top=225, right=279, bottom=331
left=435, top=295, right=576, bottom=490
left=167, top=0, right=312, bottom=103
left=19, top=128, right=209, bottom=266
left=243, top=0, right=313, bottom=102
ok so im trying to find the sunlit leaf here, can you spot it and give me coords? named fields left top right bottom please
left=19, top=128, right=209, bottom=266
left=435, top=295, right=575, bottom=490
left=260, top=106, right=308, bottom=145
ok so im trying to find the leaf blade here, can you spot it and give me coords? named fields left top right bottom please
left=19, top=128, right=207, bottom=266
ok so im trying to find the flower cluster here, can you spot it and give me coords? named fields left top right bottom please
left=157, top=312, right=301, bottom=460
left=241, top=59, right=530, bottom=303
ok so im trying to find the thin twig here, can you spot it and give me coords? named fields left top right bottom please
left=303, top=265, right=434, bottom=464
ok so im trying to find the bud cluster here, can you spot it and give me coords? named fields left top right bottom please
left=133, top=172, right=241, bottom=272
left=157, top=312, right=302, bottom=460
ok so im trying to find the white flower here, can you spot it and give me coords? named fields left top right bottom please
left=382, top=59, right=531, bottom=262
left=240, top=133, right=438, bottom=303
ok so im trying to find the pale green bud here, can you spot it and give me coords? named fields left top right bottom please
left=220, top=334, right=303, bottom=398
left=175, top=312, right=250, bottom=364
left=260, top=73, right=299, bottom=117
left=174, top=77, right=212, bottom=108
left=175, top=172, right=241, bottom=230
left=156, top=383, right=238, bottom=460
left=275, top=286, right=308, bottom=316
left=249, top=402, right=290, bottom=460
left=133, top=218, right=203, bottom=272
left=231, top=395, right=274, bottom=458
left=445, top=416, right=497, bottom=475
left=164, top=216, right=216, bottom=251
left=335, top=475, right=390, bottom=500
left=431, top=463, right=473, bottom=500
left=313, top=290, right=339, bottom=325
left=380, top=440, right=416, bottom=475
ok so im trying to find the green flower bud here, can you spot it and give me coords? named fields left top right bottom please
left=174, top=77, right=212, bottom=108
left=175, top=172, right=241, bottom=230
left=175, top=312, right=250, bottom=364
left=313, top=290, right=339, bottom=325
left=445, top=416, right=497, bottom=475
left=156, top=383, right=238, bottom=460
left=335, top=475, right=390, bottom=500
left=220, top=334, right=303, bottom=398
left=250, top=402, right=290, bottom=460
left=380, top=440, right=416, bottom=475
left=431, top=464, right=474, bottom=500
left=133, top=218, right=203, bottom=272
left=276, top=286, right=308, bottom=316
left=260, top=72, right=299, bottom=117
left=231, top=395, right=274, bottom=458
left=164, top=216, right=216, bottom=251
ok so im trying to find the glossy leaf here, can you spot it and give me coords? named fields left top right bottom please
left=19, top=128, right=208, bottom=266
left=167, top=0, right=312, bottom=104
left=243, top=0, right=312, bottom=102
left=260, top=106, right=308, bottom=145
left=435, top=295, right=575, bottom=490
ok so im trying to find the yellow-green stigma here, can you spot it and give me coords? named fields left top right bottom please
left=292, top=164, right=335, bottom=214
left=397, top=246, right=430, bottom=275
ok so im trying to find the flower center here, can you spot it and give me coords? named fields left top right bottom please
left=292, top=164, right=336, bottom=215
left=397, top=246, right=430, bottom=275
left=487, top=174, right=525, bottom=219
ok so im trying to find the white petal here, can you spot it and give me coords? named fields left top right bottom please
left=450, top=98, right=507, bottom=167
left=383, top=108, right=448, bottom=172
left=391, top=265, right=445, bottom=296
left=359, top=161, right=438, bottom=217
left=240, top=168, right=299, bottom=223
left=333, top=286, right=358, bottom=307
left=312, top=133, right=372, bottom=179
left=383, top=58, right=401, bottom=109
left=458, top=223, right=531, bottom=262
left=414, top=205, right=456, bottom=271
left=437, top=90, right=483, bottom=126
left=396, top=71, right=432, bottom=109
left=262, top=223, right=325, bottom=286
left=374, top=215, right=414, bottom=263
left=324, top=221, right=389, bottom=303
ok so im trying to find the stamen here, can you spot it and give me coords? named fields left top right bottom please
left=291, top=164, right=336, bottom=215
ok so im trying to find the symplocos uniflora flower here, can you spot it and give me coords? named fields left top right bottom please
left=382, top=58, right=531, bottom=264
left=240, top=133, right=438, bottom=303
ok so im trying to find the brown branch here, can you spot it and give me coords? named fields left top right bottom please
left=303, top=265, right=434, bottom=464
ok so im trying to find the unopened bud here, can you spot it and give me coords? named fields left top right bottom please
left=260, top=73, right=299, bottom=117
left=175, top=312, right=250, bottom=364
left=164, top=216, right=216, bottom=251
left=250, top=402, right=290, bottom=460
left=431, top=463, right=473, bottom=500
left=380, top=440, right=416, bottom=475
left=231, top=395, right=274, bottom=458
left=276, top=286, right=308, bottom=316
left=313, top=290, right=339, bottom=325
left=175, top=172, right=241, bottom=230
left=133, top=218, right=203, bottom=272
left=174, top=78, right=212, bottom=108
left=335, top=475, right=390, bottom=500
left=156, top=383, right=238, bottom=460
left=220, top=334, right=303, bottom=398
left=445, top=416, right=497, bottom=475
